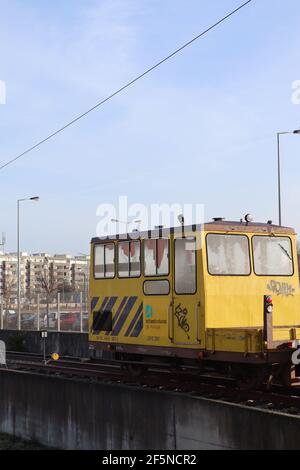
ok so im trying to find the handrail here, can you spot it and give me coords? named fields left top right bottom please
left=196, top=301, right=201, bottom=343
left=168, top=300, right=174, bottom=342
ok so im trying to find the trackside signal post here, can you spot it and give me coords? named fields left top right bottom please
left=40, top=330, right=48, bottom=363
left=0, top=340, right=6, bottom=367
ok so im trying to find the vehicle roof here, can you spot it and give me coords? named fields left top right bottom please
left=91, top=220, right=295, bottom=243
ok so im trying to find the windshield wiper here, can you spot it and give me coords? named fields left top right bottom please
left=278, top=243, right=292, bottom=261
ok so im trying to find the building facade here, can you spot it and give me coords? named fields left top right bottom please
left=0, top=252, right=90, bottom=301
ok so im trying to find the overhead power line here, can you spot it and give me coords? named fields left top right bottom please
left=0, top=0, right=253, bottom=171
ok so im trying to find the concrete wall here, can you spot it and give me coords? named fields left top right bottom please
left=0, top=369, right=300, bottom=450
left=0, top=330, right=89, bottom=357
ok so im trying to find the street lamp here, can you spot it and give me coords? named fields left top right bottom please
left=79, top=271, right=87, bottom=296
left=17, top=196, right=39, bottom=330
left=277, top=129, right=300, bottom=226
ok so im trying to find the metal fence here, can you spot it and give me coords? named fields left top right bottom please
left=0, top=291, right=89, bottom=333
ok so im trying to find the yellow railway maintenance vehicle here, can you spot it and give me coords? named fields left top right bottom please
left=89, top=217, right=300, bottom=387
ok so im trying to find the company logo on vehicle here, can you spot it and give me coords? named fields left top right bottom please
left=145, top=305, right=167, bottom=326
left=145, top=305, right=153, bottom=319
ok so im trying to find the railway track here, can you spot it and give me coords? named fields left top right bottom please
left=4, top=350, right=300, bottom=416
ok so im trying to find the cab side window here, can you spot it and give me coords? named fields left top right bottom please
left=94, top=243, right=115, bottom=278
left=252, top=236, right=293, bottom=276
left=144, top=239, right=169, bottom=276
left=118, top=241, right=141, bottom=278
left=206, top=234, right=250, bottom=276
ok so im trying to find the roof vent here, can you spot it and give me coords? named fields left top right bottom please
left=212, top=217, right=225, bottom=222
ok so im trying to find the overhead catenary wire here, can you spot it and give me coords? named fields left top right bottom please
left=0, top=0, right=253, bottom=171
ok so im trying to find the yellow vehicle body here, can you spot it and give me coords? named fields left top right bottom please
left=89, top=221, right=300, bottom=366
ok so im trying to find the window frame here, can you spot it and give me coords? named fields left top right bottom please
left=93, top=242, right=116, bottom=280
left=174, top=237, right=197, bottom=295
left=251, top=235, right=294, bottom=277
left=143, top=279, right=170, bottom=296
left=143, top=238, right=170, bottom=278
left=117, top=240, right=141, bottom=279
left=206, top=233, right=251, bottom=277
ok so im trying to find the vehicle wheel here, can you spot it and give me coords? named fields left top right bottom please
left=119, top=353, right=148, bottom=377
left=236, top=365, right=268, bottom=391
left=278, top=363, right=294, bottom=387
left=125, top=363, right=148, bottom=377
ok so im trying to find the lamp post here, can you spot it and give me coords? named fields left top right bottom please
left=76, top=254, right=89, bottom=328
left=79, top=270, right=87, bottom=332
left=76, top=269, right=86, bottom=301
left=17, top=196, right=39, bottom=330
left=80, top=271, right=87, bottom=299
left=277, top=129, right=300, bottom=226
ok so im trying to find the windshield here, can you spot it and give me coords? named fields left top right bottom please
left=252, top=236, right=293, bottom=276
left=206, top=234, right=251, bottom=276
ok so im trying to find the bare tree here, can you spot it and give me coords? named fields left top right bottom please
left=36, top=273, right=62, bottom=327
left=2, top=278, right=17, bottom=312
left=1, top=278, right=17, bottom=327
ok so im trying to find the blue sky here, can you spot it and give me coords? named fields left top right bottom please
left=0, top=0, right=300, bottom=254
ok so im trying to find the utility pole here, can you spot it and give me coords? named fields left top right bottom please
left=276, top=129, right=300, bottom=226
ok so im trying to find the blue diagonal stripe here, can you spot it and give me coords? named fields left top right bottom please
left=131, top=311, right=143, bottom=337
left=91, top=296, right=100, bottom=311
left=125, top=302, right=143, bottom=337
left=105, top=296, right=128, bottom=336
left=91, top=296, right=109, bottom=332
left=103, top=296, right=118, bottom=314
left=111, top=296, right=137, bottom=337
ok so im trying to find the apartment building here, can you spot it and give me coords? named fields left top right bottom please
left=0, top=252, right=27, bottom=300
left=0, top=252, right=90, bottom=299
